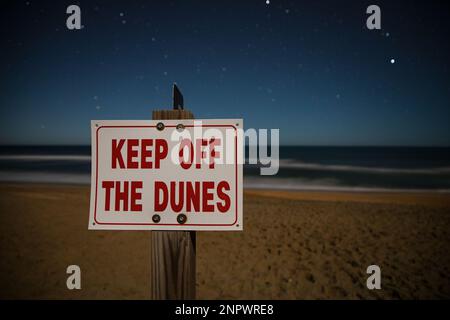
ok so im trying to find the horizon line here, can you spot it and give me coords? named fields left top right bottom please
left=0, top=144, right=449, bottom=148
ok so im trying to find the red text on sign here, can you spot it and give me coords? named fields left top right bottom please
left=111, top=139, right=168, bottom=169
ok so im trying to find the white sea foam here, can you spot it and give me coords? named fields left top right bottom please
left=243, top=177, right=450, bottom=193
left=0, top=171, right=449, bottom=192
left=2, top=155, right=449, bottom=175
left=0, top=171, right=90, bottom=184
left=276, top=159, right=450, bottom=175
left=0, top=155, right=91, bottom=161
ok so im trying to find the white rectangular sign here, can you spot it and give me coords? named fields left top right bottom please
left=88, top=119, right=243, bottom=231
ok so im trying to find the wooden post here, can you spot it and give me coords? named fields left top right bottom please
left=150, top=86, right=196, bottom=300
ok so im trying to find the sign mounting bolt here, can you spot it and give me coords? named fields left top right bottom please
left=156, top=122, right=165, bottom=131
left=177, top=214, right=187, bottom=224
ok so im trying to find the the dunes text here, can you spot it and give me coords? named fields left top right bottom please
left=101, top=138, right=231, bottom=213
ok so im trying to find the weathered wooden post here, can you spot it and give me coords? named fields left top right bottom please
left=89, top=84, right=241, bottom=299
left=150, top=84, right=196, bottom=300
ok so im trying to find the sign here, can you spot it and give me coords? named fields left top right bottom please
left=88, top=119, right=243, bottom=231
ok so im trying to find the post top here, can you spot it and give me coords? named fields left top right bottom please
left=152, top=109, right=194, bottom=120
left=173, top=84, right=184, bottom=110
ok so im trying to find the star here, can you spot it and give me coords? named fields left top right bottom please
left=390, top=58, right=395, bottom=64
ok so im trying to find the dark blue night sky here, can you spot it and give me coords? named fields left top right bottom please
left=1, top=0, right=450, bottom=146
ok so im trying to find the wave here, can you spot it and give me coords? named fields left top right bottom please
left=1, top=171, right=449, bottom=193
left=0, top=171, right=90, bottom=184
left=244, top=177, right=450, bottom=193
left=2, top=155, right=450, bottom=176
left=277, top=159, right=450, bottom=175
left=0, top=155, right=91, bottom=161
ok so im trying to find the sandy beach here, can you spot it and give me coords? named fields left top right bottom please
left=0, top=183, right=449, bottom=299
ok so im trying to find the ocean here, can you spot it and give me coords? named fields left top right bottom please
left=1, top=146, right=450, bottom=192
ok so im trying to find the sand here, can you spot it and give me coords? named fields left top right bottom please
left=0, top=184, right=150, bottom=299
left=0, top=183, right=449, bottom=299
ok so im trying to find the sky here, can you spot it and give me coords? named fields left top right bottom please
left=1, top=0, right=450, bottom=146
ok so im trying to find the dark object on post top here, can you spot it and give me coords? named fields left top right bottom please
left=172, top=83, right=184, bottom=110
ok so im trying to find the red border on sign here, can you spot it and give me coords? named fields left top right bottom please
left=93, top=124, right=239, bottom=227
